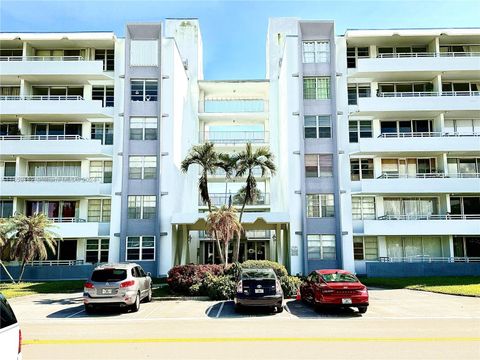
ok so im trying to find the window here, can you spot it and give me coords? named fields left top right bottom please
left=127, top=196, right=156, bottom=219
left=89, top=161, right=112, bottom=183
left=87, top=199, right=111, bottom=222
left=94, top=49, right=115, bottom=71
left=304, top=115, right=331, bottom=138
left=307, top=235, right=336, bottom=260
left=306, top=194, right=334, bottom=218
left=126, top=236, right=155, bottom=260
left=0, top=295, right=18, bottom=329
left=129, top=156, right=157, bottom=179
left=350, top=158, right=374, bottom=181
left=130, top=40, right=158, bottom=66
left=348, top=84, right=371, bottom=105
left=383, top=197, right=438, bottom=217
left=352, top=197, right=376, bottom=220
left=0, top=123, right=20, bottom=135
left=91, top=123, right=113, bottom=145
left=305, top=154, right=333, bottom=178
left=450, top=196, right=480, bottom=216
left=353, top=237, right=378, bottom=260
left=129, top=117, right=158, bottom=140
left=302, top=41, right=330, bottom=63
left=444, top=119, right=480, bottom=134
left=85, top=239, right=109, bottom=263
left=131, top=80, right=158, bottom=101
left=303, top=77, right=330, bottom=100
left=92, top=86, right=114, bottom=107
left=347, top=47, right=369, bottom=68
left=349, top=120, right=372, bottom=143
left=0, top=200, right=13, bottom=218
left=28, top=161, right=81, bottom=177
left=31, top=123, right=82, bottom=138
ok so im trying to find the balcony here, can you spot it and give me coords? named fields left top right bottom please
left=0, top=56, right=111, bottom=82
left=199, top=193, right=270, bottom=207
left=363, top=214, right=480, bottom=236
left=351, top=52, right=480, bottom=80
left=199, top=131, right=269, bottom=146
left=0, top=135, right=112, bottom=158
left=208, top=167, right=265, bottom=179
left=0, top=96, right=112, bottom=120
left=354, top=132, right=480, bottom=154
left=198, top=99, right=268, bottom=122
left=354, top=91, right=480, bottom=117
left=49, top=218, right=110, bottom=238
left=0, top=176, right=111, bottom=196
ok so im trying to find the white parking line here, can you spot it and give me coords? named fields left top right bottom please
left=65, top=308, right=85, bottom=318
left=215, top=302, right=225, bottom=318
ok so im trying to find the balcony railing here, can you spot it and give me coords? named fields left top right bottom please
left=28, top=259, right=85, bottom=267
left=377, top=91, right=480, bottom=97
left=201, top=99, right=267, bottom=113
left=199, top=229, right=272, bottom=239
left=0, top=55, right=86, bottom=61
left=1, top=176, right=101, bottom=183
left=378, top=172, right=480, bottom=179
left=378, top=256, right=480, bottom=263
left=0, top=135, right=85, bottom=141
left=208, top=167, right=264, bottom=177
left=200, top=193, right=270, bottom=207
left=377, top=214, right=480, bottom=220
left=0, top=95, right=84, bottom=101
left=49, top=217, right=87, bottom=223
left=376, top=52, right=480, bottom=58
left=378, top=132, right=480, bottom=138
left=199, top=131, right=269, bottom=145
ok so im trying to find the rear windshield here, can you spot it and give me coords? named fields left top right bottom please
left=241, top=269, right=276, bottom=280
left=321, top=273, right=358, bottom=283
left=0, top=294, right=18, bottom=329
left=91, top=269, right=127, bottom=282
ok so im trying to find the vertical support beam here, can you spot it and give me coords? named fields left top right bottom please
left=448, top=235, right=455, bottom=258
left=275, top=223, right=282, bottom=264
left=432, top=74, right=442, bottom=93
left=180, top=224, right=188, bottom=265
left=284, top=228, right=291, bottom=274
left=377, top=236, right=387, bottom=258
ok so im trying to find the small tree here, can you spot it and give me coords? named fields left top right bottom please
left=0, top=218, right=16, bottom=283
left=206, top=206, right=243, bottom=268
left=9, top=213, right=59, bottom=282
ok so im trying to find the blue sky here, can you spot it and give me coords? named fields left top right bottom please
left=1, top=0, right=479, bottom=79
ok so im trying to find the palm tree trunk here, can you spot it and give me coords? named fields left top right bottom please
left=18, top=259, right=27, bottom=282
left=0, top=261, right=15, bottom=283
left=213, top=230, right=225, bottom=264
left=235, top=169, right=250, bottom=263
left=224, top=242, right=229, bottom=268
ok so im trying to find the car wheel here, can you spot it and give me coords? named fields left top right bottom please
left=234, top=304, right=243, bottom=313
left=358, top=306, right=368, bottom=314
left=276, top=306, right=284, bottom=313
left=84, top=304, right=95, bottom=314
left=314, top=303, right=324, bottom=313
left=144, top=287, right=152, bottom=303
left=130, top=293, right=140, bottom=312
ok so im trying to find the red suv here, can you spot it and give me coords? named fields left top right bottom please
left=300, top=269, right=369, bottom=313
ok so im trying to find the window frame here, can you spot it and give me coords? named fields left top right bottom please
left=352, top=196, right=376, bottom=220
left=302, top=40, right=330, bottom=63
left=128, top=155, right=157, bottom=180
left=306, top=194, right=335, bottom=218
left=129, top=117, right=158, bottom=140
left=85, top=238, right=110, bottom=264
left=130, top=79, right=158, bottom=102
left=304, top=115, right=332, bottom=139
left=353, top=236, right=378, bottom=260
left=126, top=236, right=156, bottom=261
left=305, top=154, right=333, bottom=178
left=307, top=234, right=336, bottom=260
left=127, top=195, right=157, bottom=220
left=303, top=77, right=331, bottom=100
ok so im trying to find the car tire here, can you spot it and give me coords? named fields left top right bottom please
left=358, top=306, right=368, bottom=314
left=234, top=304, right=243, bottom=313
left=314, top=303, right=324, bottom=313
left=130, top=293, right=140, bottom=312
left=144, top=287, right=152, bottom=303
left=84, top=304, right=95, bottom=314
left=276, top=306, right=284, bottom=313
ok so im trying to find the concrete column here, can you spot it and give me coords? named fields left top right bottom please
left=180, top=224, right=188, bottom=265
left=371, top=82, right=378, bottom=96
left=369, top=45, right=377, bottom=59
left=434, top=113, right=444, bottom=133
left=432, top=75, right=442, bottom=93
left=373, top=157, right=382, bottom=178
left=83, top=84, right=93, bottom=100
left=16, top=157, right=26, bottom=176
left=18, top=117, right=28, bottom=135
left=108, top=236, right=120, bottom=263
left=440, top=153, right=448, bottom=175
left=77, top=239, right=86, bottom=261
left=377, top=236, right=387, bottom=257
left=448, top=235, right=455, bottom=257
left=275, top=223, right=282, bottom=264
left=372, top=118, right=381, bottom=138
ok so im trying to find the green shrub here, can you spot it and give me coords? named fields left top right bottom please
left=202, top=274, right=236, bottom=300
left=167, top=264, right=224, bottom=295
left=280, top=275, right=302, bottom=298
left=240, top=260, right=288, bottom=278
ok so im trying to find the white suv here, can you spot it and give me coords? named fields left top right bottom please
left=83, top=263, right=153, bottom=313
left=0, top=293, right=22, bottom=360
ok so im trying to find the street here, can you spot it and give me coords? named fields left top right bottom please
left=9, top=288, right=480, bottom=360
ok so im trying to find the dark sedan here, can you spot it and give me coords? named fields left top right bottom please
left=234, top=268, right=284, bottom=313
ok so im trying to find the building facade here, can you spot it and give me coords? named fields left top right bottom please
left=0, top=19, right=479, bottom=280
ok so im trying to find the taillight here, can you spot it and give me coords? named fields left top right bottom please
left=236, top=280, right=242, bottom=293
left=18, top=328, right=22, bottom=354
left=360, top=286, right=368, bottom=293
left=275, top=280, right=282, bottom=294
left=120, top=280, right=135, bottom=288
left=84, top=282, right=94, bottom=289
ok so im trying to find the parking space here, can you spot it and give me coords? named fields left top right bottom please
left=8, top=288, right=480, bottom=324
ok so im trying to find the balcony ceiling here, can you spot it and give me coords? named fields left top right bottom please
left=199, top=80, right=269, bottom=99
left=0, top=74, right=113, bottom=85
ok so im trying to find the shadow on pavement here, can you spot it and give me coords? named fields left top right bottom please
left=286, top=300, right=363, bottom=318
left=205, top=300, right=279, bottom=319
left=34, top=296, right=83, bottom=306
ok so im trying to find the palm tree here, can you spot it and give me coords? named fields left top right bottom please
left=216, top=153, right=236, bottom=206
left=206, top=206, right=243, bottom=268
left=0, top=218, right=16, bottom=283
left=233, top=143, right=276, bottom=261
left=181, top=142, right=219, bottom=212
left=9, top=213, right=59, bottom=282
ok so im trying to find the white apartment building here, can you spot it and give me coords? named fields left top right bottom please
left=0, top=19, right=478, bottom=280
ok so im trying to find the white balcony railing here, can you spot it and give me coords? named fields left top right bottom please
left=378, top=132, right=480, bottom=138
left=49, top=217, right=87, bottom=223
left=378, top=91, right=480, bottom=98
left=377, top=173, right=480, bottom=179
left=201, top=99, right=268, bottom=113
left=199, top=131, right=269, bottom=145
left=377, top=52, right=480, bottom=58
left=0, top=95, right=84, bottom=101
left=0, top=135, right=85, bottom=141
left=378, top=256, right=480, bottom=263
left=28, top=259, right=85, bottom=267
left=1, top=176, right=101, bottom=183
left=0, top=56, right=85, bottom=62
left=377, top=214, right=480, bottom=220
left=201, top=193, right=270, bottom=207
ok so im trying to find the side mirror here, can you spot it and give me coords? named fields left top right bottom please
left=146, top=272, right=151, bottom=277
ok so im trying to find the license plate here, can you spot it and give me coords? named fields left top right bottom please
left=101, top=289, right=113, bottom=295
left=342, top=298, right=352, bottom=305
left=254, top=289, right=264, bottom=294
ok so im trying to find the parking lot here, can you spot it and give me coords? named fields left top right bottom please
left=9, top=288, right=480, bottom=359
